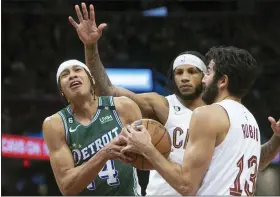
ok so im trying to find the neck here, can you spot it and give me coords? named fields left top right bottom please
left=176, top=95, right=205, bottom=111
left=69, top=94, right=98, bottom=120
left=215, top=91, right=241, bottom=103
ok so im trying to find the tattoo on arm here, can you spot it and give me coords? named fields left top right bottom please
left=259, top=136, right=280, bottom=171
left=85, top=44, right=114, bottom=96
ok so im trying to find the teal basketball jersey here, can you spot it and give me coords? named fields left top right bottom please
left=58, top=96, right=138, bottom=196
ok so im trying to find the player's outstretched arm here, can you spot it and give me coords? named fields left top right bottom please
left=259, top=117, right=280, bottom=171
left=43, top=114, right=127, bottom=195
left=68, top=3, right=108, bottom=96
left=122, top=105, right=221, bottom=195
left=69, top=3, right=167, bottom=121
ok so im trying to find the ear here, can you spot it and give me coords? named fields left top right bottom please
left=218, top=75, right=228, bottom=89
left=61, top=92, right=64, bottom=97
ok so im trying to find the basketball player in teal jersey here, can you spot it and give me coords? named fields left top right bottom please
left=43, top=59, right=141, bottom=196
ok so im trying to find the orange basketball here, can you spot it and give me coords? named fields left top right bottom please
left=127, top=119, right=172, bottom=170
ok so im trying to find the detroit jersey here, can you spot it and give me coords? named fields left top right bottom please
left=58, top=96, right=138, bottom=196
left=197, top=100, right=261, bottom=195
left=145, top=94, right=193, bottom=195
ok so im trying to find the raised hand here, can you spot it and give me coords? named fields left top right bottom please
left=69, top=3, right=107, bottom=45
left=268, top=116, right=280, bottom=137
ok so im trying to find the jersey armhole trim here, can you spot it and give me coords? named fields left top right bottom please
left=110, top=96, right=124, bottom=128
left=213, top=103, right=232, bottom=150
left=163, top=96, right=172, bottom=127
left=58, top=111, right=69, bottom=143
left=133, top=167, right=139, bottom=196
left=84, top=97, right=102, bottom=127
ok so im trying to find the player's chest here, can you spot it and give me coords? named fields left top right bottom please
left=67, top=110, right=121, bottom=142
left=67, top=122, right=122, bottom=165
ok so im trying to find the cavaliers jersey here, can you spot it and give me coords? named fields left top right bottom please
left=197, top=100, right=261, bottom=195
left=145, top=94, right=193, bottom=195
left=58, top=96, right=138, bottom=196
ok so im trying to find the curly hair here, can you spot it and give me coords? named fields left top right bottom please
left=205, top=46, right=261, bottom=98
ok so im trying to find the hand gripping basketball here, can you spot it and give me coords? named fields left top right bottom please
left=121, top=119, right=172, bottom=170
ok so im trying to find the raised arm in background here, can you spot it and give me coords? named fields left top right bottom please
left=68, top=3, right=169, bottom=122
left=68, top=3, right=280, bottom=168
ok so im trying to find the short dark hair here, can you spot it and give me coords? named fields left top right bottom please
left=205, top=46, right=260, bottom=98
left=166, top=51, right=207, bottom=91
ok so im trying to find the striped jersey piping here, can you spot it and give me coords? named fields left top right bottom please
left=58, top=111, right=69, bottom=143
left=109, top=96, right=123, bottom=128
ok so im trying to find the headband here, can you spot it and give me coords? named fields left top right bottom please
left=173, top=54, right=207, bottom=73
left=56, top=59, right=92, bottom=84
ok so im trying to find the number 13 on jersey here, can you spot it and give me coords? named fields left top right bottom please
left=87, top=160, right=120, bottom=190
left=230, top=155, right=258, bottom=196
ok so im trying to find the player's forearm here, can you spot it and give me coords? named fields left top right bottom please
left=84, top=44, right=116, bottom=96
left=60, top=149, right=108, bottom=195
left=143, top=145, right=194, bottom=195
left=259, top=135, right=280, bottom=171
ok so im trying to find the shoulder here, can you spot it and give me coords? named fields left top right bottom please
left=191, top=104, right=229, bottom=132
left=113, top=96, right=141, bottom=116
left=113, top=96, right=142, bottom=122
left=193, top=104, right=227, bottom=119
left=42, top=113, right=65, bottom=138
left=43, top=113, right=68, bottom=152
left=113, top=96, right=139, bottom=109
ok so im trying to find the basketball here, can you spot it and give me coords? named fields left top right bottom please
left=126, top=119, right=172, bottom=170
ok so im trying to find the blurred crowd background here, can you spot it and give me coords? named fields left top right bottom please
left=1, top=0, right=280, bottom=195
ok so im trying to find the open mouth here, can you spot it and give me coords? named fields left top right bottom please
left=70, top=81, right=82, bottom=89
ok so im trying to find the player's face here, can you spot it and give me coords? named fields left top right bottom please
left=174, top=64, right=203, bottom=100
left=201, top=60, right=219, bottom=105
left=59, top=65, right=92, bottom=101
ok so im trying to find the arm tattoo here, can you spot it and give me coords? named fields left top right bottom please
left=84, top=44, right=115, bottom=96
left=259, top=135, right=280, bottom=171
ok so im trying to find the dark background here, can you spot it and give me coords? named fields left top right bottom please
left=2, top=0, right=280, bottom=195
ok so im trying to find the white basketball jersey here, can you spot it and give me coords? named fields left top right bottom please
left=197, top=100, right=261, bottom=195
left=146, top=94, right=193, bottom=195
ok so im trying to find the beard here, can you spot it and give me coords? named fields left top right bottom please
left=202, top=79, right=219, bottom=105
left=174, top=82, right=203, bottom=101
